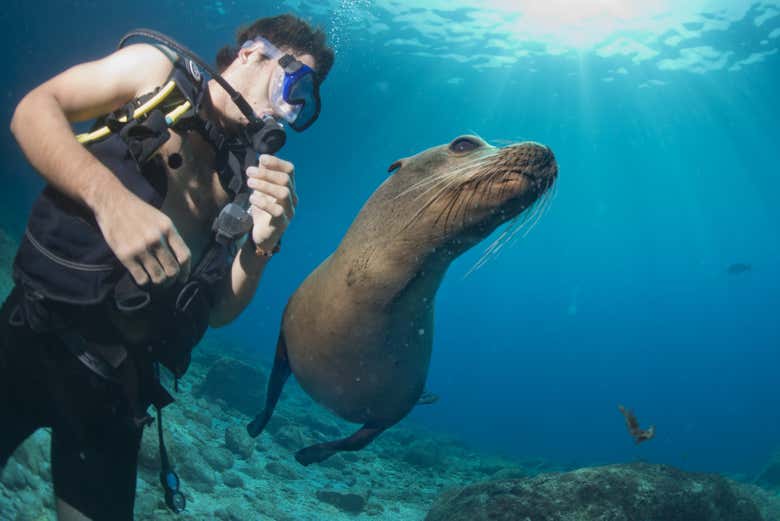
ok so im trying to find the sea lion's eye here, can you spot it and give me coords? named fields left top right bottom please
left=387, top=160, right=402, bottom=173
left=450, top=137, right=480, bottom=153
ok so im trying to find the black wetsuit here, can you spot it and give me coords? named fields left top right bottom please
left=0, top=44, right=241, bottom=520
left=0, top=287, right=154, bottom=520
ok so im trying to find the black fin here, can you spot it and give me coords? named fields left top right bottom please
left=247, top=333, right=291, bottom=437
left=294, top=424, right=386, bottom=466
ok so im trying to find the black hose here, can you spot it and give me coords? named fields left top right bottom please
left=118, top=28, right=258, bottom=124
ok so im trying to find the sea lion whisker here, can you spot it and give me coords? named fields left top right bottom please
left=532, top=186, right=556, bottom=232
left=439, top=187, right=470, bottom=234
left=398, top=173, right=458, bottom=199
left=470, top=173, right=501, bottom=220
left=510, top=188, right=553, bottom=245
left=463, top=233, right=506, bottom=277
left=396, top=159, right=490, bottom=203
left=393, top=169, right=464, bottom=201
left=466, top=187, right=549, bottom=276
left=443, top=185, right=467, bottom=232
left=460, top=179, right=484, bottom=226
left=463, top=214, right=525, bottom=277
left=493, top=176, right=510, bottom=207
left=432, top=191, right=453, bottom=228
left=464, top=192, right=544, bottom=278
left=444, top=152, right=500, bottom=179
left=426, top=161, right=494, bottom=192
left=401, top=182, right=461, bottom=232
left=510, top=197, right=544, bottom=243
left=401, top=162, right=493, bottom=231
left=401, top=196, right=441, bottom=232
left=458, top=179, right=483, bottom=227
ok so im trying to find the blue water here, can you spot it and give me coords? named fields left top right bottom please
left=1, top=0, right=778, bottom=479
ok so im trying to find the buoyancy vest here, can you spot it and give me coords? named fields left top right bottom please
left=11, top=45, right=235, bottom=379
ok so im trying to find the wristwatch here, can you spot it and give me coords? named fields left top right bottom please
left=254, top=238, right=281, bottom=257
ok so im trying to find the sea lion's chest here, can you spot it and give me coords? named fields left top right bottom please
left=282, top=260, right=434, bottom=423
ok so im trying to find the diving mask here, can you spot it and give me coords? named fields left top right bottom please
left=242, top=37, right=321, bottom=132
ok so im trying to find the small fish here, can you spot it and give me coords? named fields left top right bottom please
left=727, top=263, right=751, bottom=275
left=416, top=391, right=440, bottom=406
left=618, top=405, right=655, bottom=444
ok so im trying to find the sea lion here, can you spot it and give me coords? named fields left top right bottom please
left=247, top=135, right=558, bottom=464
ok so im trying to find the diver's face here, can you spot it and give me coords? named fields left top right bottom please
left=224, top=47, right=317, bottom=127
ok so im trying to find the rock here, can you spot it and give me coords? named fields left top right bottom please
left=215, top=502, right=255, bottom=521
left=316, top=490, right=367, bottom=514
left=264, top=414, right=291, bottom=436
left=385, top=429, right=416, bottom=446
left=177, top=454, right=216, bottom=493
left=735, top=482, right=780, bottom=521
left=182, top=406, right=213, bottom=429
left=296, top=414, right=342, bottom=438
left=341, top=452, right=360, bottom=463
left=138, top=429, right=160, bottom=471
left=321, top=453, right=347, bottom=470
left=265, top=461, right=299, bottom=480
left=1, top=462, right=28, bottom=491
left=756, top=450, right=780, bottom=489
left=475, top=462, right=508, bottom=475
left=272, top=425, right=313, bottom=451
left=425, top=462, right=763, bottom=521
left=134, top=493, right=164, bottom=517
left=14, top=511, right=39, bottom=521
left=222, top=471, right=244, bottom=488
left=324, top=469, right=357, bottom=486
left=202, top=447, right=235, bottom=472
left=194, top=357, right=267, bottom=416
left=402, top=440, right=444, bottom=468
left=491, top=467, right=531, bottom=480
left=10, top=434, right=48, bottom=480
left=224, top=424, right=254, bottom=460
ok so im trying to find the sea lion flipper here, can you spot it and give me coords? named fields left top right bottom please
left=247, top=333, right=291, bottom=437
left=294, top=424, right=386, bottom=466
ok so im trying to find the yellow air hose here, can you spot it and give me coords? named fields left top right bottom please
left=164, top=101, right=192, bottom=126
left=76, top=80, right=179, bottom=144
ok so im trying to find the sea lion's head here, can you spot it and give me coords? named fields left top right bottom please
left=383, top=135, right=558, bottom=256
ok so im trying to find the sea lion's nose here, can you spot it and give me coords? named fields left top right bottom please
left=504, top=141, right=558, bottom=182
left=525, top=142, right=558, bottom=180
left=543, top=146, right=558, bottom=178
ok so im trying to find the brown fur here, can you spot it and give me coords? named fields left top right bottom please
left=281, top=136, right=558, bottom=428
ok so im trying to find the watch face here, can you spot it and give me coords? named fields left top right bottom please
left=172, top=492, right=186, bottom=511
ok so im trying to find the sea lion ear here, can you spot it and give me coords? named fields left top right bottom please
left=387, top=160, right=403, bottom=173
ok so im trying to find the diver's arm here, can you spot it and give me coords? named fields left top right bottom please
left=208, top=239, right=272, bottom=328
left=209, top=156, right=297, bottom=327
left=10, top=44, right=191, bottom=286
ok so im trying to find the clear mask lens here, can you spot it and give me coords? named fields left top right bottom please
left=269, top=66, right=302, bottom=125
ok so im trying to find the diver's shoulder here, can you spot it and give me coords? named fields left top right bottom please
left=111, top=43, right=177, bottom=91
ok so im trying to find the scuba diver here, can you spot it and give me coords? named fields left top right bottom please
left=1, top=14, right=334, bottom=521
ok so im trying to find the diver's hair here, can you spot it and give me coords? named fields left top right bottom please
left=216, top=14, right=335, bottom=82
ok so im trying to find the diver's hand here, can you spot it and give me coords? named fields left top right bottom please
left=246, top=154, right=298, bottom=253
left=93, top=188, right=191, bottom=286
